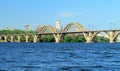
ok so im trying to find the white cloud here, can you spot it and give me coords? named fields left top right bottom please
left=57, top=12, right=82, bottom=18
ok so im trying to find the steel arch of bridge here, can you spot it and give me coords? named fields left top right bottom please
left=92, top=31, right=109, bottom=39
left=64, top=22, right=85, bottom=32
left=113, top=32, right=120, bottom=41
left=39, top=25, right=56, bottom=33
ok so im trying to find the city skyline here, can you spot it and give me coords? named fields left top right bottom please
left=0, top=0, right=120, bottom=30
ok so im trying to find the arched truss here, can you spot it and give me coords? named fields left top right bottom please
left=20, top=35, right=26, bottom=41
left=39, top=25, right=56, bottom=33
left=21, top=34, right=32, bottom=39
left=20, top=34, right=25, bottom=38
left=64, top=22, right=85, bottom=32
left=0, top=35, right=6, bottom=40
left=114, top=32, right=120, bottom=40
left=12, top=35, right=18, bottom=40
left=6, top=35, right=16, bottom=39
left=93, top=31, right=109, bottom=39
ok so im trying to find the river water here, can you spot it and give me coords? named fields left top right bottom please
left=0, top=42, right=120, bottom=71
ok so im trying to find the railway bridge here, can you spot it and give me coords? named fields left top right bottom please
left=0, top=22, right=120, bottom=43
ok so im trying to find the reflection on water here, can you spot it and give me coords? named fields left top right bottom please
left=0, top=42, right=120, bottom=71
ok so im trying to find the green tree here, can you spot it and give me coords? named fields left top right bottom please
left=94, top=36, right=109, bottom=42
left=41, top=35, right=55, bottom=42
left=63, top=35, right=72, bottom=42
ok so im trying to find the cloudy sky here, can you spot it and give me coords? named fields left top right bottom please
left=0, top=0, right=120, bottom=30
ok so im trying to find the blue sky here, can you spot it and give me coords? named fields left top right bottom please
left=0, top=0, right=120, bottom=30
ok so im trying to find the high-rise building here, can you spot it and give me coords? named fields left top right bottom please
left=25, top=25, right=31, bottom=31
left=56, top=20, right=62, bottom=32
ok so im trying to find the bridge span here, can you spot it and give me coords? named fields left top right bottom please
left=0, top=22, right=120, bottom=43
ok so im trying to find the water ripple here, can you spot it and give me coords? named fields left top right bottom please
left=0, top=42, right=120, bottom=70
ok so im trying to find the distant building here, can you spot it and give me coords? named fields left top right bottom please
left=25, top=25, right=31, bottom=31
left=36, top=25, right=41, bottom=32
left=56, top=20, right=62, bottom=32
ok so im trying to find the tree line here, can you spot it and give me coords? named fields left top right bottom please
left=0, top=30, right=35, bottom=34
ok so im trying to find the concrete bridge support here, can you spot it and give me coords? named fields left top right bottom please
left=83, top=32, right=95, bottom=43
left=33, top=35, right=38, bottom=42
left=25, top=35, right=30, bottom=42
left=85, top=36, right=93, bottom=43
left=17, top=35, right=21, bottom=42
left=4, top=36, right=8, bottom=42
left=54, top=34, right=62, bottom=43
left=109, top=31, right=115, bottom=43
left=11, top=36, right=14, bottom=42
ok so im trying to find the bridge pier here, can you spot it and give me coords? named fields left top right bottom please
left=109, top=31, right=115, bottom=43
left=17, top=35, right=21, bottom=42
left=83, top=32, right=95, bottom=43
left=25, top=35, right=30, bottom=42
left=33, top=35, right=38, bottom=42
left=11, top=36, right=14, bottom=42
left=4, top=36, right=8, bottom=42
left=110, top=38, right=115, bottom=43
left=86, top=36, right=93, bottom=43
left=55, top=37, right=61, bottom=43
left=54, top=34, right=62, bottom=43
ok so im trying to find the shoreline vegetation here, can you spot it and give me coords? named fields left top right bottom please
left=0, top=30, right=109, bottom=42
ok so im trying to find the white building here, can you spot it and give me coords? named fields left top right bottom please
left=25, top=25, right=31, bottom=31
left=56, top=20, right=62, bottom=32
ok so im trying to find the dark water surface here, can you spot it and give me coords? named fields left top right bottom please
left=0, top=42, right=120, bottom=71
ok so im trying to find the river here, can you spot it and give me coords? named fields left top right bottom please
left=0, top=42, right=120, bottom=71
